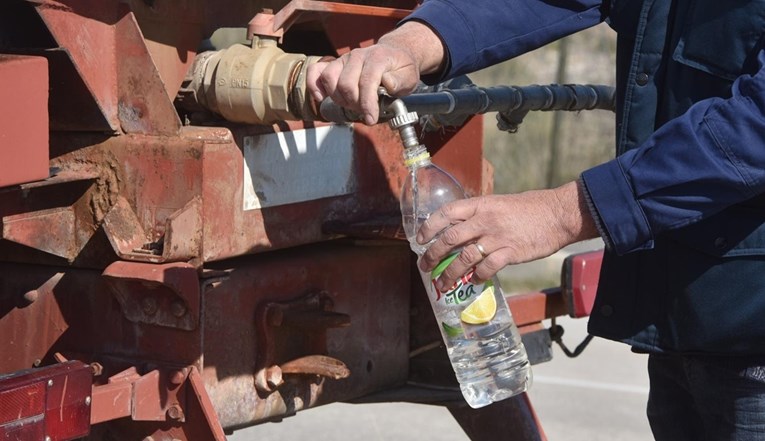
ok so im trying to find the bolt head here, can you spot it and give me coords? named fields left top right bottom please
left=141, top=297, right=158, bottom=315
left=166, top=404, right=184, bottom=421
left=170, top=300, right=187, bottom=318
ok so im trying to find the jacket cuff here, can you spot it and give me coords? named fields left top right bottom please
left=580, top=160, right=654, bottom=255
left=403, top=0, right=476, bottom=83
left=577, top=177, right=614, bottom=251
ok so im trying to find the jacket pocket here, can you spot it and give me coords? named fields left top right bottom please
left=667, top=204, right=765, bottom=258
left=672, top=0, right=765, bottom=81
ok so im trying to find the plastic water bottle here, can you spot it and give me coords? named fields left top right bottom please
left=400, top=144, right=532, bottom=409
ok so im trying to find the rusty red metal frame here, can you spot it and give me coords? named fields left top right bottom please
left=0, top=55, right=49, bottom=187
left=249, top=0, right=411, bottom=39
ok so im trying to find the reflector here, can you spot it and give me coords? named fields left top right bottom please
left=0, top=362, right=92, bottom=441
left=0, top=382, right=45, bottom=425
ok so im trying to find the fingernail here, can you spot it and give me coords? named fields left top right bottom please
left=364, top=114, right=376, bottom=125
left=313, top=92, right=324, bottom=102
left=416, top=233, right=424, bottom=244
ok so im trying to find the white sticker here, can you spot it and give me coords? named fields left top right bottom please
left=242, top=125, right=356, bottom=210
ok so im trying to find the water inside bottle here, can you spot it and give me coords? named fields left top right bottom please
left=401, top=145, right=530, bottom=409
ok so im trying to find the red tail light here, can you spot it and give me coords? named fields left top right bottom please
left=0, top=361, right=92, bottom=441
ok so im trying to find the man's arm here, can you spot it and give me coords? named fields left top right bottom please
left=581, top=48, right=765, bottom=255
left=306, top=21, right=444, bottom=125
left=307, top=0, right=605, bottom=125
left=416, top=181, right=599, bottom=290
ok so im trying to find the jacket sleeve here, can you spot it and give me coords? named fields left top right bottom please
left=581, top=47, right=765, bottom=255
left=403, top=0, right=607, bottom=83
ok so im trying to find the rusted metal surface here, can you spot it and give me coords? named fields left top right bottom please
left=3, top=122, right=460, bottom=266
left=114, top=3, right=181, bottom=135
left=247, top=0, right=414, bottom=55
left=508, top=289, right=568, bottom=328
left=257, top=291, right=351, bottom=389
left=90, top=373, right=134, bottom=425
left=3, top=4, right=488, bottom=267
left=0, top=263, right=203, bottom=374
left=197, top=0, right=417, bottom=37
left=88, top=365, right=227, bottom=440
left=126, top=0, right=204, bottom=104
left=102, top=260, right=200, bottom=330
left=132, top=369, right=186, bottom=422
left=249, top=0, right=410, bottom=40
left=255, top=291, right=351, bottom=393
left=0, top=169, right=102, bottom=263
left=34, top=0, right=121, bottom=132
left=281, top=355, right=351, bottom=378
left=3, top=208, right=77, bottom=259
left=202, top=241, right=411, bottom=428
left=34, top=0, right=181, bottom=135
left=0, top=55, right=49, bottom=187
left=185, top=367, right=227, bottom=441
left=200, top=118, right=487, bottom=262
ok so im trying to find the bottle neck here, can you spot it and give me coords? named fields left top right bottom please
left=403, top=145, right=431, bottom=170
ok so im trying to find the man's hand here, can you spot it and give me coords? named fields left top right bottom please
left=417, top=181, right=600, bottom=291
left=306, top=21, right=445, bottom=125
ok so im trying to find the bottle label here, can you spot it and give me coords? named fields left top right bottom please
left=431, top=253, right=482, bottom=307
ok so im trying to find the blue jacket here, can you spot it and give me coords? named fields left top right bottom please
left=407, top=0, right=765, bottom=354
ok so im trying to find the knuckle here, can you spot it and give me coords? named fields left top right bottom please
left=335, top=81, right=354, bottom=98
left=441, top=227, right=461, bottom=247
left=422, top=214, right=436, bottom=229
left=457, top=249, right=475, bottom=267
left=440, top=204, right=458, bottom=219
left=441, top=268, right=459, bottom=286
left=482, top=254, right=503, bottom=273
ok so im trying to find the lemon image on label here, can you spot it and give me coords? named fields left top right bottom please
left=460, top=282, right=497, bottom=324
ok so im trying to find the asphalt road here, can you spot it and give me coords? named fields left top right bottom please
left=230, top=316, right=653, bottom=441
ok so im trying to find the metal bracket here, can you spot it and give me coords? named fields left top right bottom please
left=254, top=291, right=351, bottom=393
left=102, top=260, right=200, bottom=330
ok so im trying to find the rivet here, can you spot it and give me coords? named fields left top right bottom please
left=141, top=297, right=158, bottom=316
left=47, top=379, right=53, bottom=387
left=170, top=300, right=187, bottom=318
left=85, top=396, right=91, bottom=406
